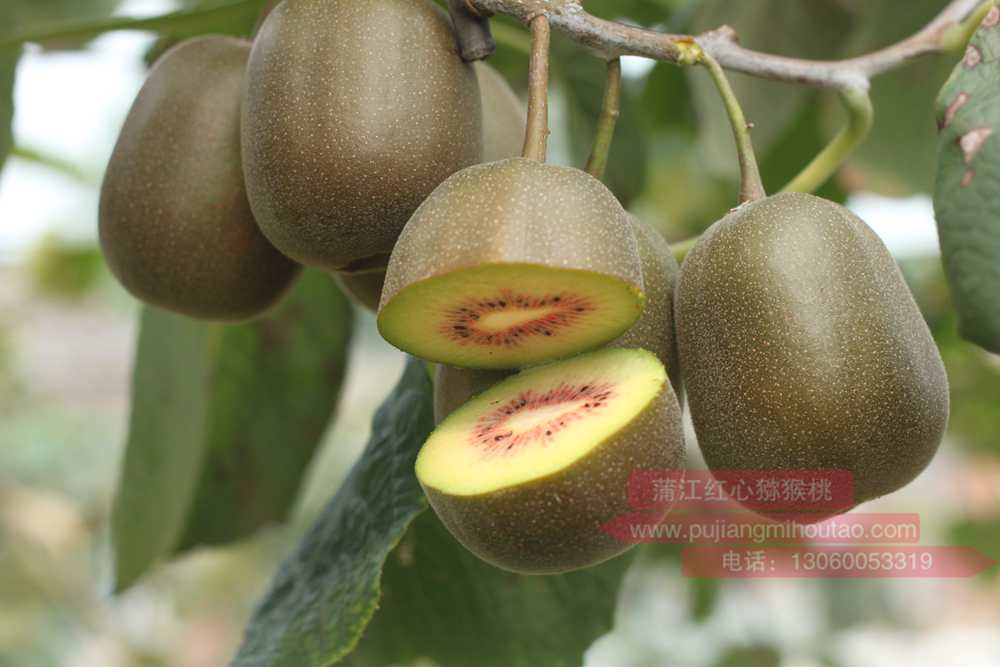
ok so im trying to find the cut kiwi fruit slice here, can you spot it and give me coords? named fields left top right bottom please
left=379, top=158, right=645, bottom=369
left=431, top=217, right=683, bottom=424
left=417, top=347, right=684, bottom=574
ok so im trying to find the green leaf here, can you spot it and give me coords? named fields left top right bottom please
left=4, top=0, right=121, bottom=48
left=934, top=9, right=1000, bottom=354
left=0, top=47, right=18, bottom=172
left=640, top=63, right=696, bottom=136
left=712, top=646, right=782, bottom=667
left=0, top=0, right=266, bottom=49
left=231, top=356, right=435, bottom=667
left=344, top=511, right=631, bottom=667
left=111, top=271, right=353, bottom=591
left=175, top=272, right=354, bottom=552
left=948, top=516, right=1000, bottom=578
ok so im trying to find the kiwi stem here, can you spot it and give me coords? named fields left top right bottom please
left=781, top=87, right=874, bottom=195
left=940, top=0, right=998, bottom=52
left=585, top=58, right=622, bottom=181
left=522, top=15, right=551, bottom=162
left=447, top=0, right=497, bottom=61
left=699, top=52, right=766, bottom=205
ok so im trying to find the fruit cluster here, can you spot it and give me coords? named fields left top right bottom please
left=100, top=0, right=948, bottom=575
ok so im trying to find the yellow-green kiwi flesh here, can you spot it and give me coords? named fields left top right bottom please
left=331, top=63, right=522, bottom=314
left=675, top=192, right=949, bottom=511
left=378, top=158, right=645, bottom=369
left=99, top=37, right=300, bottom=320
left=417, top=347, right=684, bottom=574
left=242, top=0, right=483, bottom=272
left=433, top=216, right=683, bottom=422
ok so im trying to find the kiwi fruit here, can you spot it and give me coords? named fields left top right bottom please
left=433, top=216, right=682, bottom=422
left=378, top=158, right=645, bottom=369
left=615, top=216, right=683, bottom=401
left=434, top=365, right=512, bottom=424
left=334, top=270, right=386, bottom=313
left=99, top=36, right=300, bottom=321
left=417, top=347, right=684, bottom=574
left=474, top=62, right=525, bottom=162
left=241, top=0, right=483, bottom=272
left=675, top=192, right=949, bottom=510
left=331, top=63, right=522, bottom=313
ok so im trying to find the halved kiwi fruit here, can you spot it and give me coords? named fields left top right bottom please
left=432, top=216, right=682, bottom=423
left=417, top=347, right=684, bottom=574
left=378, top=158, right=645, bottom=369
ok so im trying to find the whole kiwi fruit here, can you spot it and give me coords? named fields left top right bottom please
left=99, top=36, right=300, bottom=320
left=675, top=192, right=949, bottom=510
left=378, top=158, right=645, bottom=369
left=433, top=215, right=682, bottom=422
left=242, top=0, right=483, bottom=272
left=418, top=347, right=684, bottom=574
left=331, top=62, right=523, bottom=313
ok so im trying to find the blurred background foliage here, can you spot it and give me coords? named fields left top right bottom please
left=1, top=1, right=999, bottom=666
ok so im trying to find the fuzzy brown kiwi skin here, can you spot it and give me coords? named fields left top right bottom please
left=432, top=218, right=682, bottom=424
left=613, top=217, right=683, bottom=403
left=334, top=64, right=522, bottom=317
left=422, top=362, right=685, bottom=575
left=242, top=0, right=483, bottom=272
left=99, top=36, right=300, bottom=321
left=474, top=62, right=525, bottom=162
left=379, top=158, right=644, bottom=329
left=675, top=192, right=949, bottom=509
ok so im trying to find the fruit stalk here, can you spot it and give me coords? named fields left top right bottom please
left=584, top=58, right=622, bottom=181
left=782, top=86, right=874, bottom=195
left=699, top=51, right=765, bottom=205
left=522, top=14, right=551, bottom=162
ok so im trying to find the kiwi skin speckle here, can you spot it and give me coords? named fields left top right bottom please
left=675, top=192, right=949, bottom=510
left=242, top=0, right=483, bottom=271
left=330, top=64, right=523, bottom=314
left=423, top=350, right=685, bottom=575
left=613, top=217, right=683, bottom=403
left=99, top=36, right=300, bottom=321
